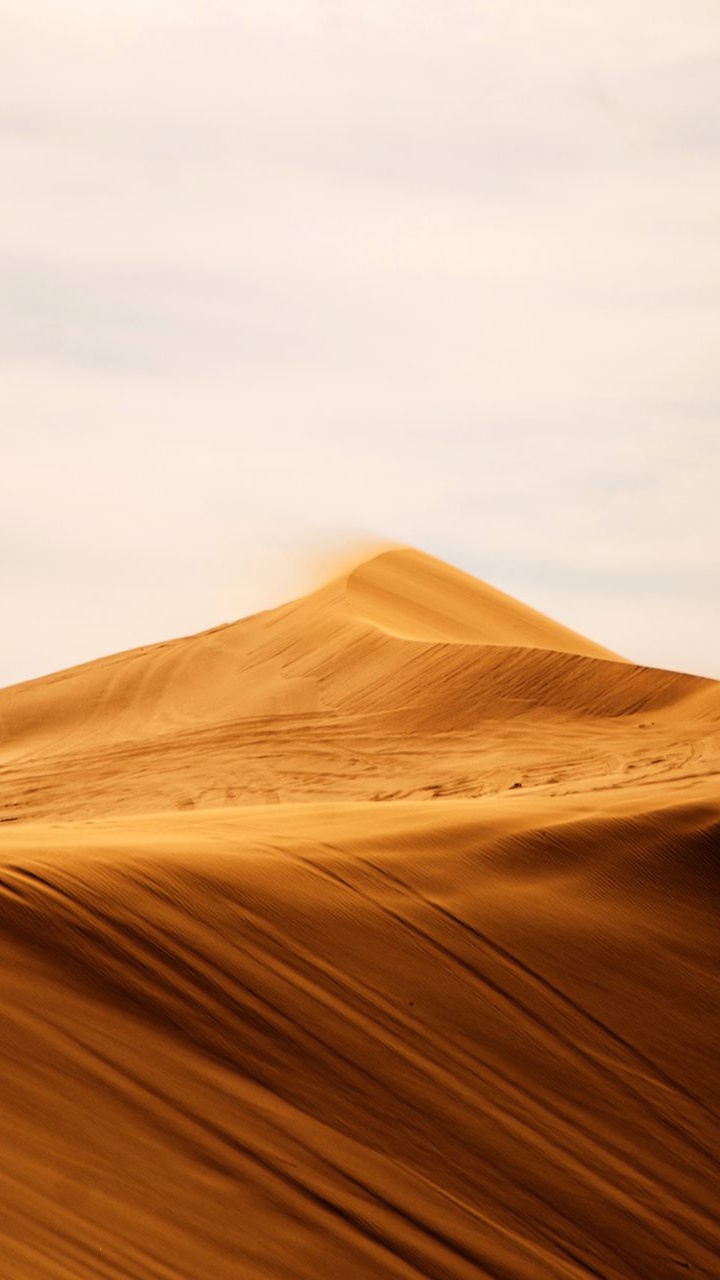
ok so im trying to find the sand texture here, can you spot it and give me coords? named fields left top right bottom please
left=1, top=548, right=719, bottom=1278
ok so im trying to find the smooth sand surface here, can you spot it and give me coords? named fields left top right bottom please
left=1, top=548, right=719, bottom=1278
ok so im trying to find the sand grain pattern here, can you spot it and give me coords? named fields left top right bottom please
left=1, top=549, right=719, bottom=1278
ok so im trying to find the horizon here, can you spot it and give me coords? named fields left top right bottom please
left=3, top=1, right=719, bottom=685
left=2, top=539, right=714, bottom=692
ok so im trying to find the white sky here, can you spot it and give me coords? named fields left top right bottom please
left=2, top=1, right=719, bottom=685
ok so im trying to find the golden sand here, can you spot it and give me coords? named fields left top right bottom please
left=1, top=549, right=718, bottom=1277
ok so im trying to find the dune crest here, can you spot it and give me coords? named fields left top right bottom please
left=1, top=546, right=719, bottom=1278
left=343, top=546, right=622, bottom=657
left=1, top=546, right=717, bottom=823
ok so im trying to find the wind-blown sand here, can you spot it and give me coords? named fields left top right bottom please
left=1, top=548, right=718, bottom=1278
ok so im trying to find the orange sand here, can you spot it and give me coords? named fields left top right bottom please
left=1, top=548, right=718, bottom=1278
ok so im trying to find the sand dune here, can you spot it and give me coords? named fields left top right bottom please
left=345, top=548, right=624, bottom=655
left=1, top=548, right=719, bottom=1277
left=1, top=549, right=718, bottom=823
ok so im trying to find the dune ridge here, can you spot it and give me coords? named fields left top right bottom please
left=1, top=549, right=718, bottom=823
left=344, top=548, right=624, bottom=656
left=1, top=547, right=719, bottom=1278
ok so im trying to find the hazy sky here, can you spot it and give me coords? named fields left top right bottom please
left=2, top=0, right=719, bottom=686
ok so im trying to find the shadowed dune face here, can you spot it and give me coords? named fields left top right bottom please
left=1, top=797, right=719, bottom=1279
left=1, top=548, right=720, bottom=1278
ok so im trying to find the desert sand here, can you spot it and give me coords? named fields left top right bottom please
left=0, top=547, right=718, bottom=1279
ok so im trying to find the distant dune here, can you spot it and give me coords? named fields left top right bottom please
left=345, top=548, right=624, bottom=654
left=1, top=549, right=719, bottom=1278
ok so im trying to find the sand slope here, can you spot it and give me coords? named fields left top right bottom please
left=345, top=548, right=623, bottom=653
left=1, top=549, right=719, bottom=1278
left=1, top=549, right=718, bottom=822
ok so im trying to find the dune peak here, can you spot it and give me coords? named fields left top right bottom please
left=342, top=545, right=622, bottom=660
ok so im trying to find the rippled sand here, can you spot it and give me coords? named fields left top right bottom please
left=1, top=549, right=718, bottom=1278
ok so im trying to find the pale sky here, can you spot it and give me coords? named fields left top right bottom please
left=2, top=0, right=719, bottom=686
